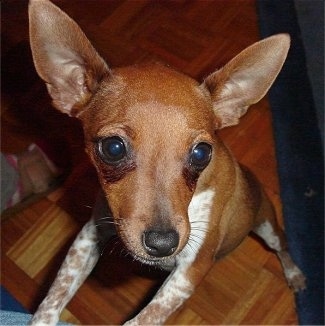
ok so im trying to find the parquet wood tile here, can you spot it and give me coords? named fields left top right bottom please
left=1, top=0, right=298, bottom=324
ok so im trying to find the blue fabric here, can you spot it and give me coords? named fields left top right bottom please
left=257, top=1, right=324, bottom=325
left=0, top=286, right=27, bottom=314
left=0, top=287, right=70, bottom=325
left=0, top=311, right=33, bottom=325
left=0, top=311, right=70, bottom=325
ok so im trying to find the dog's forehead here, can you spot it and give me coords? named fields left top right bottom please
left=125, top=101, right=197, bottom=146
left=96, top=64, right=214, bottom=128
left=111, top=64, right=209, bottom=107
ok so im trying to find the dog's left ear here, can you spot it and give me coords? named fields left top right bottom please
left=29, top=0, right=109, bottom=117
left=203, top=34, right=290, bottom=129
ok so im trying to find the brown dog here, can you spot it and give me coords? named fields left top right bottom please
left=28, top=0, right=306, bottom=325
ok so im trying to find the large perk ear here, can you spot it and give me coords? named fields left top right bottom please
left=29, top=0, right=109, bottom=117
left=202, top=34, right=290, bottom=129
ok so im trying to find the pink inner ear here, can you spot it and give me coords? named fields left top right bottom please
left=213, top=103, right=249, bottom=129
left=202, top=35, right=290, bottom=129
left=29, top=0, right=109, bottom=117
left=45, top=63, right=89, bottom=116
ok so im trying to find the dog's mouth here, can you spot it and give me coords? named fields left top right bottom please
left=129, top=251, right=177, bottom=270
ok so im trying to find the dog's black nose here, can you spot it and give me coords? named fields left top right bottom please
left=143, top=229, right=179, bottom=257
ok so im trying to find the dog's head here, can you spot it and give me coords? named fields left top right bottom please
left=29, top=0, right=290, bottom=263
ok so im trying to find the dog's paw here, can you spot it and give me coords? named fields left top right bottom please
left=285, top=266, right=307, bottom=292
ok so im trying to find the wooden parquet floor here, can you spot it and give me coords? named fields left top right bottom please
left=2, top=1, right=299, bottom=324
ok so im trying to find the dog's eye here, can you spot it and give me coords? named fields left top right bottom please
left=190, top=142, right=212, bottom=170
left=98, top=136, right=127, bottom=163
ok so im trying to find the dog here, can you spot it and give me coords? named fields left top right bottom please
left=28, top=0, right=306, bottom=325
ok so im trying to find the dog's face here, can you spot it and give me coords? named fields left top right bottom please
left=28, top=0, right=290, bottom=263
left=81, top=64, right=218, bottom=262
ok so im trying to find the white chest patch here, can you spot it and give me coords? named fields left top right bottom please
left=177, top=188, right=216, bottom=265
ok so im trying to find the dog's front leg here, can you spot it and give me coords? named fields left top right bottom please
left=124, top=260, right=212, bottom=326
left=29, top=219, right=99, bottom=326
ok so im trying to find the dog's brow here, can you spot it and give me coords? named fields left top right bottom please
left=95, top=124, right=135, bottom=139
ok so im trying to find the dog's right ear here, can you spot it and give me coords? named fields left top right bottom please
left=29, top=0, right=109, bottom=117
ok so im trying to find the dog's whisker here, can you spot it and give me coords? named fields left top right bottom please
left=185, top=239, right=199, bottom=253
left=107, top=238, right=123, bottom=256
left=99, top=242, right=109, bottom=256
left=96, top=216, right=115, bottom=221
left=95, top=221, right=118, bottom=227
left=190, top=234, right=205, bottom=243
left=189, top=240, right=201, bottom=251
left=190, top=220, right=209, bottom=224
left=190, top=227, right=209, bottom=233
left=122, top=249, right=132, bottom=260
left=94, top=222, right=118, bottom=228
left=95, top=220, right=116, bottom=224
